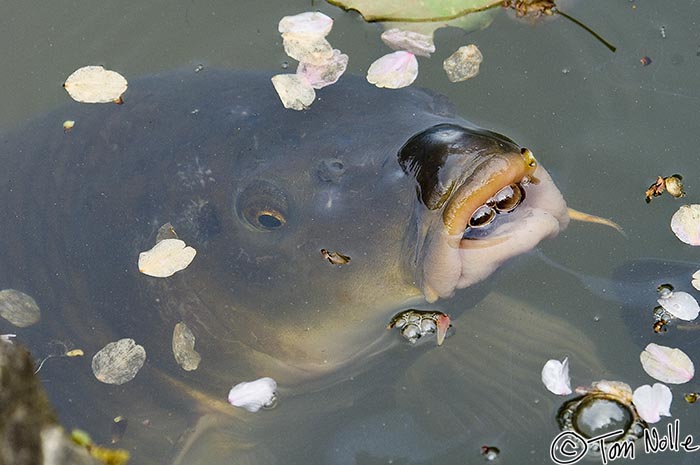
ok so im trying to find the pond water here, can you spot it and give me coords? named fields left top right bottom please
left=1, top=1, right=700, bottom=464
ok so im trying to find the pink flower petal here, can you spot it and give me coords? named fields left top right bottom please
left=542, top=357, right=572, bottom=395
left=296, top=49, right=348, bottom=89
left=633, top=383, right=672, bottom=424
left=380, top=29, right=435, bottom=57
left=366, top=51, right=418, bottom=89
left=640, top=343, right=695, bottom=384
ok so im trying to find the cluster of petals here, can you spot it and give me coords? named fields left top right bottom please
left=541, top=356, right=682, bottom=424
left=272, top=12, right=348, bottom=110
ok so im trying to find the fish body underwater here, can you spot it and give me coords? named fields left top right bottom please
left=0, top=69, right=601, bottom=464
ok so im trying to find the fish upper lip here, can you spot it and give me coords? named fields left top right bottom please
left=442, top=149, right=537, bottom=236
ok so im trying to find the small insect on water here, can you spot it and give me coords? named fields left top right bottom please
left=320, top=248, right=351, bottom=265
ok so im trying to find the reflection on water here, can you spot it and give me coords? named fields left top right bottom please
left=1, top=1, right=700, bottom=464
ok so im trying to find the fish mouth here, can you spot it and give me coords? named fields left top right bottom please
left=410, top=141, right=569, bottom=302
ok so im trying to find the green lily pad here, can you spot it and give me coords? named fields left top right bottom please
left=327, top=0, right=500, bottom=36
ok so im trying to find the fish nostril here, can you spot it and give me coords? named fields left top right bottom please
left=317, top=158, right=346, bottom=183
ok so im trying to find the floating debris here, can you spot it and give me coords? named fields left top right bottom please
left=0, top=334, right=16, bottom=344
left=640, top=343, right=694, bottom=384
left=632, top=383, right=672, bottom=424
left=670, top=205, right=700, bottom=246
left=480, top=445, right=500, bottom=461
left=297, top=49, right=348, bottom=89
left=278, top=11, right=333, bottom=37
left=367, top=51, right=418, bottom=89
left=652, top=317, right=669, bottom=333
left=443, top=44, right=483, bottom=82
left=138, top=238, right=197, bottom=278
left=156, top=222, right=178, bottom=243
left=575, top=380, right=633, bottom=403
left=65, top=349, right=84, bottom=357
left=645, top=175, right=684, bottom=202
left=111, top=416, right=128, bottom=444
left=194, top=64, right=205, bottom=73
left=63, top=120, right=75, bottom=132
left=380, top=29, right=435, bottom=57
left=640, top=56, right=652, bottom=66
left=387, top=309, right=451, bottom=346
left=91, top=338, right=146, bottom=385
left=320, top=248, right=351, bottom=265
left=172, top=322, right=201, bottom=371
left=541, top=357, right=572, bottom=395
left=0, top=289, right=41, bottom=328
left=228, top=377, right=278, bottom=412
left=684, top=392, right=700, bottom=403
left=271, top=74, right=316, bottom=110
left=63, top=66, right=128, bottom=104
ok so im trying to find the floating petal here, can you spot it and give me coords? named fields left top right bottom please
left=297, top=49, right=348, bottom=89
left=640, top=343, right=694, bottom=384
left=138, top=238, right=196, bottom=278
left=541, top=357, right=572, bottom=395
left=0, top=289, right=41, bottom=328
left=278, top=12, right=333, bottom=37
left=366, top=51, right=418, bottom=89
left=436, top=314, right=450, bottom=346
left=633, top=383, right=672, bottom=424
left=1, top=334, right=16, bottom=344
left=658, top=291, right=699, bottom=321
left=271, top=74, right=316, bottom=110
left=670, top=205, right=700, bottom=246
left=92, top=338, right=146, bottom=385
left=380, top=29, right=435, bottom=57
left=228, top=377, right=278, bottom=412
left=282, top=33, right=334, bottom=65
left=692, top=270, right=700, bottom=291
left=63, top=66, right=128, bottom=104
left=443, top=44, right=483, bottom=82
left=172, top=322, right=201, bottom=371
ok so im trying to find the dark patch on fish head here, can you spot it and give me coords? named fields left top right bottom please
left=398, top=123, right=570, bottom=301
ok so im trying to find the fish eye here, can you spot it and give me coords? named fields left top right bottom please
left=236, top=181, right=289, bottom=232
left=493, top=183, right=525, bottom=213
left=468, top=205, right=496, bottom=228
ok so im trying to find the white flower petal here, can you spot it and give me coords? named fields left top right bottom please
left=271, top=74, right=316, bottom=110
left=228, top=377, right=278, bottom=412
left=63, top=66, right=128, bottom=104
left=692, top=270, right=700, bottom=291
left=282, top=33, right=334, bottom=65
left=541, top=357, right=572, bottom=395
left=380, top=29, right=435, bottom=57
left=640, top=343, right=695, bottom=384
left=138, top=239, right=197, bottom=278
left=658, top=291, right=700, bottom=321
left=278, top=12, right=333, bottom=37
left=1, top=334, right=16, bottom=344
left=670, top=205, right=700, bottom=246
left=366, top=51, right=418, bottom=89
left=633, top=383, right=672, bottom=424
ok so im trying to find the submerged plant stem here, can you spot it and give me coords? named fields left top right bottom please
left=554, top=9, right=617, bottom=52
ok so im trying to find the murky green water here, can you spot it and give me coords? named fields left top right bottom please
left=1, top=1, right=700, bottom=464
